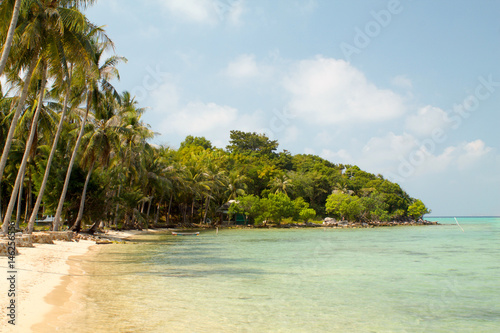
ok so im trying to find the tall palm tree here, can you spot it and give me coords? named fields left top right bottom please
left=27, top=24, right=101, bottom=233
left=1, top=0, right=95, bottom=232
left=0, top=0, right=22, bottom=76
left=1, top=61, right=47, bottom=233
left=103, top=91, right=153, bottom=228
left=0, top=56, right=37, bottom=186
left=70, top=93, right=121, bottom=232
left=52, top=38, right=124, bottom=231
left=0, top=0, right=96, bottom=182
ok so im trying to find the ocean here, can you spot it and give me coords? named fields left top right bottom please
left=63, top=217, right=499, bottom=332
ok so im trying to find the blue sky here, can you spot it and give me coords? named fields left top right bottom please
left=85, top=0, right=500, bottom=216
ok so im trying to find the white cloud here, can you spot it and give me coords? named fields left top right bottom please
left=319, top=131, right=494, bottom=182
left=162, top=0, right=217, bottom=24
left=225, top=54, right=261, bottom=78
left=227, top=0, right=244, bottom=25
left=391, top=75, right=412, bottom=89
left=224, top=54, right=274, bottom=80
left=149, top=80, right=180, bottom=111
left=321, top=148, right=354, bottom=165
left=405, top=105, right=450, bottom=137
left=159, top=0, right=244, bottom=25
left=284, top=56, right=406, bottom=125
left=457, top=139, right=492, bottom=170
left=281, top=125, right=300, bottom=144
left=162, top=101, right=238, bottom=134
left=150, top=78, right=265, bottom=147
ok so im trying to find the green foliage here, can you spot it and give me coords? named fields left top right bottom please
left=226, top=130, right=279, bottom=156
left=179, top=135, right=213, bottom=150
left=229, top=193, right=319, bottom=225
left=325, top=192, right=351, bottom=219
left=228, top=194, right=260, bottom=223
left=407, top=199, right=431, bottom=219
left=259, top=193, right=294, bottom=223
left=299, top=208, right=316, bottom=222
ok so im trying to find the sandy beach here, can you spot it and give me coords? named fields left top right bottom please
left=0, top=229, right=166, bottom=332
left=0, top=239, right=95, bottom=332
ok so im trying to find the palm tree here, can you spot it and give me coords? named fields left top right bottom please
left=1, top=0, right=95, bottom=232
left=1, top=60, right=47, bottom=233
left=0, top=0, right=97, bottom=182
left=109, top=91, right=153, bottom=228
left=269, top=172, right=293, bottom=195
left=0, top=0, right=22, bottom=76
left=0, top=0, right=98, bottom=75
left=225, top=170, right=249, bottom=201
left=70, top=93, right=121, bottom=232
left=0, top=57, right=37, bottom=186
left=52, top=37, right=124, bottom=231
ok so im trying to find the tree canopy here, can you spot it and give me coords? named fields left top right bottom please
left=226, top=130, right=279, bottom=156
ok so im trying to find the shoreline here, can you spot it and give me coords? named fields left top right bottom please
left=0, top=228, right=169, bottom=332
left=0, top=239, right=95, bottom=332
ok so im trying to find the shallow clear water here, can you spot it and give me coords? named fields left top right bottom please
left=66, top=217, right=499, bottom=332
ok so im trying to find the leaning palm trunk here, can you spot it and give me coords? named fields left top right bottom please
left=0, top=0, right=22, bottom=76
left=0, top=56, right=37, bottom=183
left=52, top=92, right=91, bottom=231
left=203, top=197, right=210, bottom=224
left=112, top=184, right=121, bottom=228
left=166, top=194, right=173, bottom=224
left=15, top=177, right=23, bottom=230
left=27, top=82, right=71, bottom=233
left=70, top=161, right=95, bottom=232
left=154, top=198, right=161, bottom=226
left=145, top=197, right=152, bottom=229
left=1, top=63, right=47, bottom=234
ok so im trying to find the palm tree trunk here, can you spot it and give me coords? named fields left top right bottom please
left=53, top=92, right=91, bottom=231
left=203, top=197, right=210, bottom=223
left=154, top=199, right=161, bottom=225
left=15, top=176, right=23, bottom=230
left=0, top=56, right=37, bottom=183
left=191, top=199, right=195, bottom=223
left=27, top=172, right=32, bottom=221
left=70, top=161, right=95, bottom=232
left=113, top=184, right=121, bottom=228
left=27, top=79, right=72, bottom=233
left=24, top=184, right=29, bottom=223
left=1, top=62, right=47, bottom=234
left=0, top=0, right=22, bottom=76
left=146, top=197, right=152, bottom=228
left=166, top=194, right=173, bottom=224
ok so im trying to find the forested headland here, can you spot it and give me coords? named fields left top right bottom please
left=0, top=1, right=430, bottom=234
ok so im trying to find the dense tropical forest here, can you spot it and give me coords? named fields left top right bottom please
left=0, top=0, right=429, bottom=234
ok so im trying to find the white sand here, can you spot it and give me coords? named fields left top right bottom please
left=0, top=240, right=95, bottom=332
left=0, top=228, right=171, bottom=332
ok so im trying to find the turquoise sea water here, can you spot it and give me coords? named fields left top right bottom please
left=66, top=217, right=499, bottom=332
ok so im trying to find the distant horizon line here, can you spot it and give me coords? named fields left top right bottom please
left=428, top=215, right=500, bottom=218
